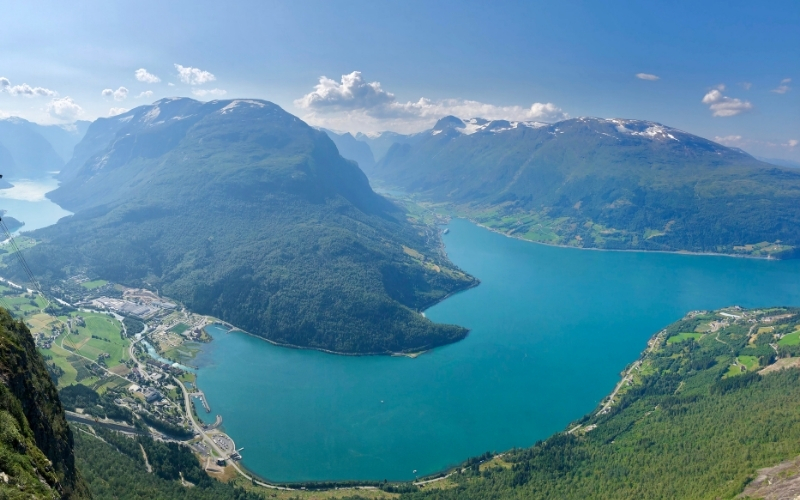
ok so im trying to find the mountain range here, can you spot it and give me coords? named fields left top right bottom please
left=0, top=118, right=89, bottom=180
left=23, top=98, right=475, bottom=354
left=354, top=116, right=800, bottom=258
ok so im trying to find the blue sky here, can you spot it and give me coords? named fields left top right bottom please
left=1, top=0, right=797, bottom=160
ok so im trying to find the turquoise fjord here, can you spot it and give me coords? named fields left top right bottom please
left=193, top=218, right=800, bottom=483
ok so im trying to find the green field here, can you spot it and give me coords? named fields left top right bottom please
left=778, top=329, right=800, bottom=346
left=59, top=312, right=129, bottom=368
left=725, top=355, right=760, bottom=378
left=666, top=332, right=703, bottom=344
left=168, top=322, right=189, bottom=334
left=80, top=279, right=108, bottom=290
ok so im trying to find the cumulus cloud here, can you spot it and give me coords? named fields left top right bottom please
left=102, top=86, right=129, bottom=101
left=0, top=77, right=57, bottom=97
left=46, top=97, right=82, bottom=121
left=191, top=88, right=227, bottom=97
left=108, top=107, right=129, bottom=116
left=135, top=68, right=161, bottom=83
left=294, top=71, right=567, bottom=133
left=701, top=86, right=753, bottom=117
left=740, top=82, right=752, bottom=90
left=636, top=73, right=660, bottom=81
left=295, top=71, right=395, bottom=111
left=136, top=90, right=154, bottom=99
left=715, top=135, right=798, bottom=150
left=714, top=135, right=743, bottom=145
left=772, top=78, right=791, bottom=94
left=175, top=64, right=216, bottom=85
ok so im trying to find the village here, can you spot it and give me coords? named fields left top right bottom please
left=8, top=273, right=248, bottom=477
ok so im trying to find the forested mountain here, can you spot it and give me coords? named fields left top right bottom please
left=373, top=116, right=800, bottom=257
left=402, top=307, right=800, bottom=499
left=26, top=98, right=475, bottom=354
left=0, top=308, right=89, bottom=499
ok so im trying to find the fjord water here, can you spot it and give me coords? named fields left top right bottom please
left=194, top=218, right=800, bottom=482
left=0, top=177, right=72, bottom=232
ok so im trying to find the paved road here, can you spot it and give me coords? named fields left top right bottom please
left=66, top=411, right=143, bottom=434
left=173, top=377, right=299, bottom=491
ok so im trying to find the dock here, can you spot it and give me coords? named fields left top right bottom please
left=191, top=391, right=211, bottom=413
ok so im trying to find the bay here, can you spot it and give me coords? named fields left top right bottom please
left=194, top=218, right=800, bottom=482
left=0, top=177, right=72, bottom=233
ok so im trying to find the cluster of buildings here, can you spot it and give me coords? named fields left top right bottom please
left=90, top=296, right=176, bottom=319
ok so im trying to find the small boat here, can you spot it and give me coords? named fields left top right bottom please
left=442, top=228, right=450, bottom=234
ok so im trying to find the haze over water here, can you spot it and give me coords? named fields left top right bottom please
left=194, top=218, right=800, bottom=482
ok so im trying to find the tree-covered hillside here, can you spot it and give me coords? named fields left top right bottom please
left=0, top=308, right=89, bottom=499
left=25, top=98, right=475, bottom=354
left=373, top=116, right=800, bottom=257
left=400, top=307, right=800, bottom=499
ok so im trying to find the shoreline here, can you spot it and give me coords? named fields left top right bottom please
left=376, top=188, right=789, bottom=261
left=465, top=217, right=783, bottom=261
left=202, top=277, right=481, bottom=359
left=207, top=323, right=451, bottom=359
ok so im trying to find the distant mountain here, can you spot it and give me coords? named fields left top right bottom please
left=0, top=118, right=65, bottom=178
left=757, top=156, right=800, bottom=169
left=29, top=120, right=91, bottom=163
left=28, top=98, right=475, bottom=354
left=321, top=128, right=376, bottom=171
left=355, top=131, right=417, bottom=162
left=0, top=308, right=89, bottom=499
left=373, top=116, right=800, bottom=258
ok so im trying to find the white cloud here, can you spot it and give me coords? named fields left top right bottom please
left=636, top=73, right=660, bottom=81
left=168, top=82, right=175, bottom=87
left=772, top=78, right=791, bottom=94
left=192, top=88, right=227, bottom=97
left=295, top=71, right=567, bottom=133
left=0, top=77, right=56, bottom=97
left=102, top=86, right=129, bottom=101
left=46, top=97, right=82, bottom=121
left=714, top=135, right=798, bottom=150
left=701, top=87, right=753, bottom=117
left=740, top=82, right=752, bottom=90
left=108, top=107, right=129, bottom=117
left=135, top=68, right=161, bottom=83
left=175, top=64, right=216, bottom=85
left=714, top=135, right=743, bottom=145
left=295, top=71, right=395, bottom=111
left=136, top=90, right=154, bottom=99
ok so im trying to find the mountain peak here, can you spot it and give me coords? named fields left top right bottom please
left=432, top=115, right=466, bottom=131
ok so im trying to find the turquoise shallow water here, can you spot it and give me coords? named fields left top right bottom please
left=193, top=218, right=800, bottom=482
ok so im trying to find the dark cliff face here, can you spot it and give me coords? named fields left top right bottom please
left=0, top=308, right=89, bottom=499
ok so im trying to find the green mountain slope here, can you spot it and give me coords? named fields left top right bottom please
left=27, top=98, right=475, bottom=354
left=374, top=116, right=800, bottom=257
left=0, top=308, right=88, bottom=499
left=402, top=307, right=800, bottom=499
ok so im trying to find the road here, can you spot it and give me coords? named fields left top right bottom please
left=65, top=411, right=143, bottom=434
left=173, top=377, right=296, bottom=491
left=598, top=329, right=666, bottom=415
